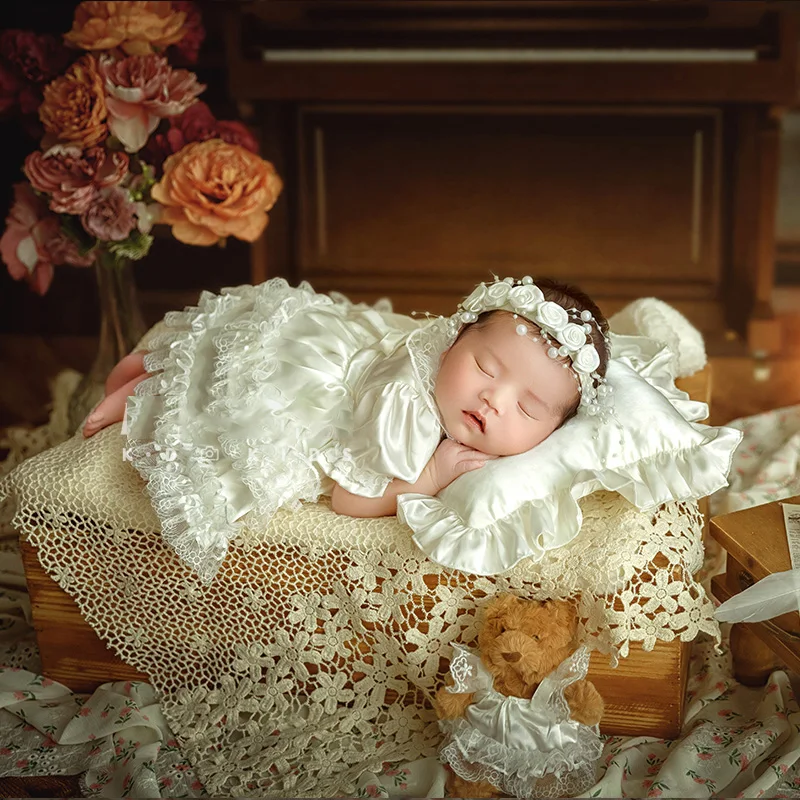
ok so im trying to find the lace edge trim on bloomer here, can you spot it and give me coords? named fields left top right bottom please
left=438, top=718, right=603, bottom=791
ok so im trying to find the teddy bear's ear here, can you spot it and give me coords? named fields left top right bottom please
left=550, top=600, right=579, bottom=643
left=482, top=594, right=519, bottom=630
left=479, top=595, right=518, bottom=648
left=486, top=594, right=521, bottom=617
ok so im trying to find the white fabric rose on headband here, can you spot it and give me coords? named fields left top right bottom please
left=486, top=282, right=511, bottom=303
left=463, top=285, right=488, bottom=312
left=559, top=323, right=588, bottom=350
left=509, top=284, right=545, bottom=309
left=536, top=301, right=569, bottom=332
left=573, top=343, right=601, bottom=374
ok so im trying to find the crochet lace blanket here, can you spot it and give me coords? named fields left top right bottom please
left=1, top=414, right=719, bottom=797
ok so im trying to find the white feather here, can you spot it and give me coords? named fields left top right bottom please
left=715, top=569, right=800, bottom=623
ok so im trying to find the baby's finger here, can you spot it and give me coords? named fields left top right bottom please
left=461, top=451, right=495, bottom=464
left=457, top=460, right=489, bottom=474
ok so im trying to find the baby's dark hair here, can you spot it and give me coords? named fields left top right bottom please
left=462, top=277, right=610, bottom=421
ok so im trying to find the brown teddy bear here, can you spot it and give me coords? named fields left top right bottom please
left=435, top=594, right=605, bottom=799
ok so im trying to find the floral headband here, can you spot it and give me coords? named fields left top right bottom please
left=453, top=276, right=613, bottom=419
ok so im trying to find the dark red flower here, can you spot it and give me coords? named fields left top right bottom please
left=217, top=120, right=259, bottom=154
left=17, top=85, right=43, bottom=115
left=140, top=101, right=217, bottom=172
left=0, top=30, right=71, bottom=85
left=173, top=100, right=217, bottom=142
left=140, top=127, right=179, bottom=173
left=169, top=2, right=206, bottom=65
left=0, top=63, right=20, bottom=114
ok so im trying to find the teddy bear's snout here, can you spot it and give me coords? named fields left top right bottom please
left=493, top=631, right=538, bottom=672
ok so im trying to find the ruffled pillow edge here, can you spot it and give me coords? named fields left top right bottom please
left=399, top=423, right=742, bottom=574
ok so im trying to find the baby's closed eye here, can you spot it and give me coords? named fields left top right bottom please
left=475, top=358, right=493, bottom=377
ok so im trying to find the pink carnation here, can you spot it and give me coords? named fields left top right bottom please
left=151, top=66, right=205, bottom=117
left=98, top=53, right=205, bottom=153
left=24, top=145, right=129, bottom=215
left=0, top=183, right=60, bottom=295
left=80, top=186, right=137, bottom=241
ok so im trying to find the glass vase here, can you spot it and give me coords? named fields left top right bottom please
left=67, top=250, right=147, bottom=434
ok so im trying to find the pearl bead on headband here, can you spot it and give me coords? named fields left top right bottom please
left=454, top=276, right=614, bottom=420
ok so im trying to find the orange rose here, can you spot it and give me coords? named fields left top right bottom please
left=65, top=1, right=186, bottom=56
left=152, top=139, right=283, bottom=246
left=39, top=54, right=107, bottom=148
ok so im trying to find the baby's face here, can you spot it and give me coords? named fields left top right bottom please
left=434, top=313, right=580, bottom=456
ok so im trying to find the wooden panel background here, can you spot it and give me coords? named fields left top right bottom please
left=296, top=105, right=721, bottom=317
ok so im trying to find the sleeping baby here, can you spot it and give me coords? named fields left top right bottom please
left=82, top=276, right=611, bottom=582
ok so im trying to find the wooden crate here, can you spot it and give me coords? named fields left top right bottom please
left=22, top=541, right=691, bottom=739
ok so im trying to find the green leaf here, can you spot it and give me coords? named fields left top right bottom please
left=107, top=230, right=154, bottom=262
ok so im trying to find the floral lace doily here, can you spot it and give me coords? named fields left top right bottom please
left=0, top=406, right=718, bottom=797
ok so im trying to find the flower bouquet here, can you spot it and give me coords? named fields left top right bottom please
left=0, top=1, right=283, bottom=430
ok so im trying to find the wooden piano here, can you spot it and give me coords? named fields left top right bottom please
left=223, top=1, right=798, bottom=353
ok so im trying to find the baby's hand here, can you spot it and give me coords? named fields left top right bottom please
left=427, top=439, right=496, bottom=493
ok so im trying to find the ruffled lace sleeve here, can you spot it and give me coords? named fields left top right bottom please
left=530, top=646, right=592, bottom=720
left=446, top=644, right=494, bottom=694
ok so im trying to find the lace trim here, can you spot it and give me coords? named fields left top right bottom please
left=405, top=316, right=458, bottom=438
left=126, top=287, right=248, bottom=584
left=318, top=444, right=392, bottom=499
left=126, top=280, right=410, bottom=583
left=439, top=719, right=602, bottom=782
left=447, top=645, right=494, bottom=694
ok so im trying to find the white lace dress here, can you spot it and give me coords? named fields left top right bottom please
left=439, top=644, right=603, bottom=799
left=123, top=279, right=447, bottom=583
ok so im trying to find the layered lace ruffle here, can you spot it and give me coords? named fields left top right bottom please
left=125, top=279, right=402, bottom=584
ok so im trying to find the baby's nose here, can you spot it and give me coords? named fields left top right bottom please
left=481, top=387, right=508, bottom=414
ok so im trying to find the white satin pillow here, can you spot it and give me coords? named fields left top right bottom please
left=397, top=333, right=742, bottom=575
